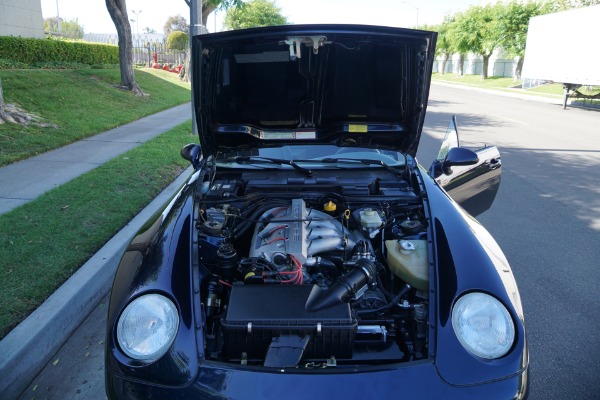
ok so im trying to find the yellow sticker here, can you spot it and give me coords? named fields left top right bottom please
left=349, top=124, right=368, bottom=133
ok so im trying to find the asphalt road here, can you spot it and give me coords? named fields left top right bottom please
left=19, top=84, right=600, bottom=400
left=420, top=84, right=600, bottom=400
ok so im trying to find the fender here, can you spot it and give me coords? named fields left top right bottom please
left=105, top=172, right=200, bottom=387
left=420, top=172, right=528, bottom=386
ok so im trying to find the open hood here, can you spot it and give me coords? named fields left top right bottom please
left=192, top=24, right=437, bottom=158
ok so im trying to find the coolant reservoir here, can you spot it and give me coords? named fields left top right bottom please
left=385, top=240, right=429, bottom=291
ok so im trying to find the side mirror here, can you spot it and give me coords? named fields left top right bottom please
left=442, top=147, right=479, bottom=175
left=429, top=115, right=502, bottom=216
left=181, top=143, right=201, bottom=169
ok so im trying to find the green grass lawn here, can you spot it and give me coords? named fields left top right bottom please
left=139, top=67, right=190, bottom=88
left=431, top=72, right=565, bottom=95
left=432, top=72, right=518, bottom=89
left=525, top=83, right=565, bottom=95
left=0, top=121, right=194, bottom=339
left=0, top=68, right=190, bottom=166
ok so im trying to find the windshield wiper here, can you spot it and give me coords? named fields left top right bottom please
left=320, top=157, right=406, bottom=177
left=234, top=156, right=313, bottom=177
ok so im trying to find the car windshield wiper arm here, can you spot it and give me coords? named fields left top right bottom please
left=234, top=156, right=313, bottom=177
left=320, top=157, right=405, bottom=176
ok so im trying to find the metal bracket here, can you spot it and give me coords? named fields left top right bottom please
left=285, top=35, right=328, bottom=60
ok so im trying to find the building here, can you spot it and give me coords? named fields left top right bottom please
left=0, top=0, right=44, bottom=38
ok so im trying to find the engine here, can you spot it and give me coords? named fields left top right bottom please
left=196, top=180, right=429, bottom=368
left=250, top=199, right=364, bottom=265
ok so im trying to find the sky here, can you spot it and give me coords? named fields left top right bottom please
left=40, top=0, right=483, bottom=35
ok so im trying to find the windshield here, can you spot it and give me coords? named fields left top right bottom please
left=215, top=145, right=409, bottom=168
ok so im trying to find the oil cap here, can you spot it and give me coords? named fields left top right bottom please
left=324, top=201, right=337, bottom=212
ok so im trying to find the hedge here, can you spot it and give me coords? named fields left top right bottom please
left=0, top=36, right=119, bottom=65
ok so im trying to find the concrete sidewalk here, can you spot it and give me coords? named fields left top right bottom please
left=0, top=102, right=191, bottom=215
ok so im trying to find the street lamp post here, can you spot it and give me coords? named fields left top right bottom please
left=401, top=1, right=419, bottom=29
left=55, top=0, right=61, bottom=32
left=131, top=9, right=142, bottom=38
left=190, top=0, right=204, bottom=137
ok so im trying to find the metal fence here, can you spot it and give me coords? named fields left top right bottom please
left=132, top=39, right=186, bottom=67
left=468, top=61, right=483, bottom=76
left=433, top=60, right=454, bottom=74
left=82, top=34, right=186, bottom=67
left=433, top=58, right=515, bottom=78
left=492, top=61, right=514, bottom=78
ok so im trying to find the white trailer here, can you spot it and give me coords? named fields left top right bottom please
left=521, top=5, right=600, bottom=108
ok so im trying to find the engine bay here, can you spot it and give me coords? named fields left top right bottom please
left=195, top=170, right=430, bottom=368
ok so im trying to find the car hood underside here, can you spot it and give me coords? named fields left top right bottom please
left=193, top=24, right=437, bottom=157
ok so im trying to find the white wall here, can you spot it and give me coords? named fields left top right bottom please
left=0, top=0, right=44, bottom=38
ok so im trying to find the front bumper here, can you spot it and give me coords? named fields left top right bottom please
left=106, top=360, right=528, bottom=400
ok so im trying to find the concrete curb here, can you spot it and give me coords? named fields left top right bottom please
left=0, top=166, right=193, bottom=400
left=433, top=81, right=600, bottom=111
left=431, top=81, right=565, bottom=105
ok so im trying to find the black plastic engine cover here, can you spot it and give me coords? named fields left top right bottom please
left=221, top=284, right=357, bottom=361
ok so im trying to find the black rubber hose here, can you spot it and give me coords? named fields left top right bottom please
left=375, top=270, right=394, bottom=301
left=233, top=200, right=288, bottom=239
left=355, top=284, right=411, bottom=316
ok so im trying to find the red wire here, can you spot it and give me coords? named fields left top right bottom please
left=289, top=255, right=303, bottom=284
left=265, top=225, right=287, bottom=238
left=266, top=237, right=286, bottom=245
left=218, top=280, right=232, bottom=288
left=271, top=206, right=288, bottom=217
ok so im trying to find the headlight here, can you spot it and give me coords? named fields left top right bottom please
left=452, top=292, right=515, bottom=359
left=117, top=293, right=179, bottom=361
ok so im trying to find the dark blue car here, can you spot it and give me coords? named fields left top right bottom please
left=105, top=24, right=528, bottom=399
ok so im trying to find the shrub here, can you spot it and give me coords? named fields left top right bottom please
left=0, top=58, right=118, bottom=70
left=30, top=61, right=92, bottom=69
left=166, top=31, right=188, bottom=51
left=0, top=58, right=30, bottom=69
left=0, top=36, right=119, bottom=65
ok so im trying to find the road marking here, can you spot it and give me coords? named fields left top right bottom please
left=488, top=113, right=530, bottom=126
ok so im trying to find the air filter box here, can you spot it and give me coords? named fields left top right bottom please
left=221, top=284, right=357, bottom=361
